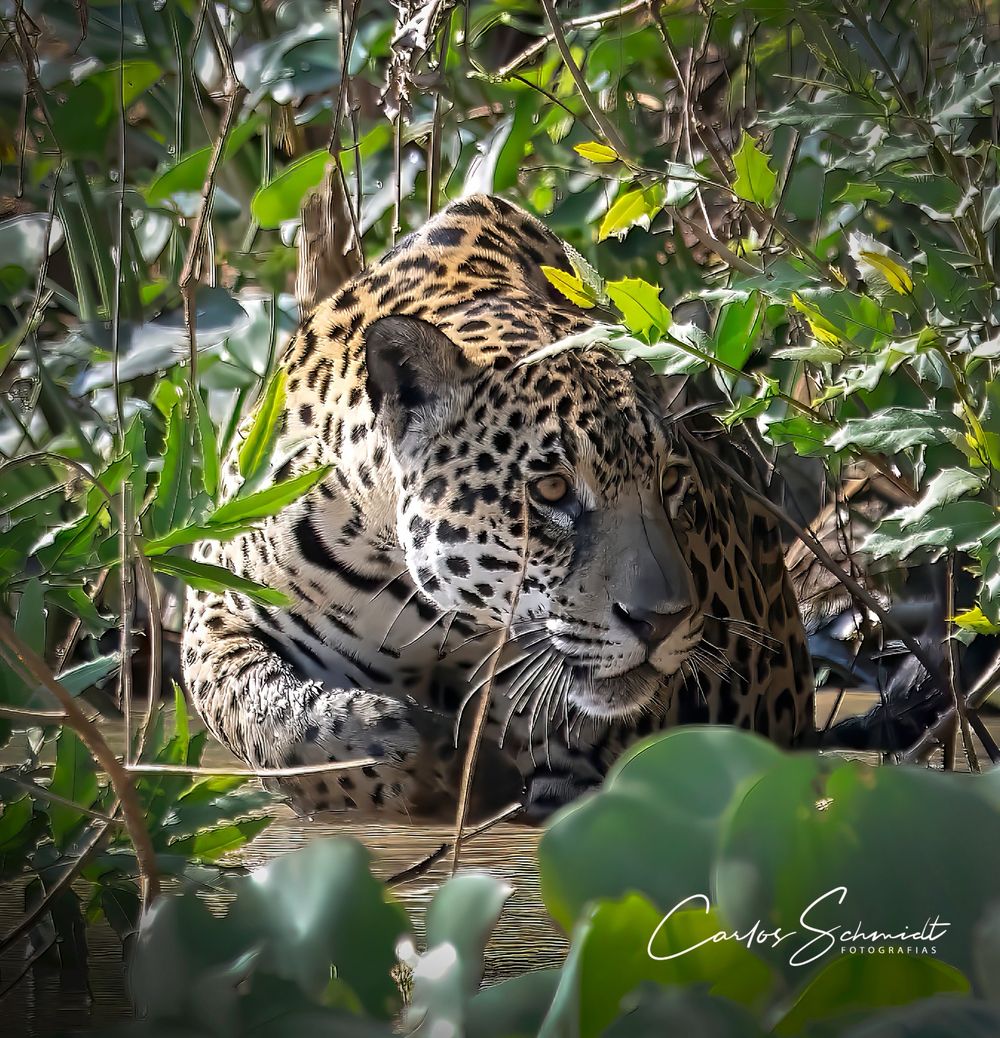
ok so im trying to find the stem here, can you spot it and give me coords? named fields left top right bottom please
left=451, top=489, right=529, bottom=874
left=0, top=615, right=160, bottom=904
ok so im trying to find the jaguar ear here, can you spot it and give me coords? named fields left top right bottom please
left=364, top=315, right=471, bottom=438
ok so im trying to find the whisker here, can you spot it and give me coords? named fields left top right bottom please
left=378, top=586, right=422, bottom=649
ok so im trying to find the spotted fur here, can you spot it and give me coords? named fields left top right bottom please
left=182, top=194, right=814, bottom=821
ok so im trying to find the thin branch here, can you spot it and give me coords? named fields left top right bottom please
left=537, top=0, right=631, bottom=159
left=683, top=433, right=950, bottom=711
left=0, top=820, right=111, bottom=957
left=177, top=0, right=247, bottom=385
left=125, top=757, right=381, bottom=778
left=498, top=0, right=648, bottom=79
left=390, top=801, right=522, bottom=886
left=0, top=616, right=159, bottom=903
left=1, top=773, right=125, bottom=827
left=451, top=490, right=529, bottom=874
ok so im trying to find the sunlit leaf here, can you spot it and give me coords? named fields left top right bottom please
left=605, top=277, right=671, bottom=340
left=574, top=141, right=619, bottom=163
left=597, top=185, right=665, bottom=242
left=731, top=131, right=777, bottom=207
left=541, top=266, right=597, bottom=309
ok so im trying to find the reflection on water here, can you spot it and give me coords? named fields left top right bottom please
left=0, top=691, right=984, bottom=1035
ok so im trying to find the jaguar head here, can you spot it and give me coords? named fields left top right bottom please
left=365, top=314, right=704, bottom=719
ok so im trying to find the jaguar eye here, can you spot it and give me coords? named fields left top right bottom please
left=531, top=475, right=570, bottom=504
left=661, top=465, right=682, bottom=495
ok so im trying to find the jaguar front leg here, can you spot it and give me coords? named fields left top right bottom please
left=183, top=611, right=523, bottom=820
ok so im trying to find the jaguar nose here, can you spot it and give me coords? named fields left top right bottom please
left=613, top=603, right=689, bottom=646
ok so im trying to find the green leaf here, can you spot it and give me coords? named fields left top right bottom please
left=539, top=895, right=773, bottom=1038
left=151, top=389, right=196, bottom=538
left=238, top=369, right=287, bottom=484
left=862, top=502, right=998, bottom=560
left=541, top=266, right=597, bottom=309
left=56, top=653, right=121, bottom=697
left=716, top=754, right=1000, bottom=982
left=774, top=955, right=968, bottom=1036
left=597, top=184, right=665, bottom=242
left=50, top=61, right=161, bottom=158
left=574, top=141, right=619, bottom=163
left=539, top=728, right=782, bottom=932
left=878, top=172, right=963, bottom=216
left=714, top=293, right=763, bottom=370
left=829, top=409, right=964, bottom=452
left=886, top=468, right=985, bottom=529
left=49, top=730, right=100, bottom=849
left=0, top=796, right=33, bottom=850
left=147, top=116, right=262, bottom=205
left=194, top=391, right=221, bottom=502
left=210, top=466, right=332, bottom=526
left=150, top=555, right=291, bottom=607
left=167, top=817, right=271, bottom=862
left=605, top=277, right=672, bottom=340
left=251, top=150, right=331, bottom=229
left=731, top=131, right=777, bottom=207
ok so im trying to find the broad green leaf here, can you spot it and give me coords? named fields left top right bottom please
left=0, top=796, right=33, bottom=850
left=862, top=501, right=999, bottom=560
left=879, top=173, right=963, bottom=216
left=605, top=277, right=671, bottom=340
left=731, top=131, right=777, bottom=207
left=56, top=653, right=121, bottom=697
left=886, top=468, right=984, bottom=529
left=239, top=369, right=287, bottom=483
left=714, top=293, right=763, bottom=370
left=539, top=895, right=773, bottom=1038
left=539, top=728, right=782, bottom=932
left=541, top=266, right=597, bottom=309
left=716, top=754, right=1000, bottom=983
left=574, top=141, right=618, bottom=163
left=984, top=185, right=1000, bottom=232
left=147, top=116, right=262, bottom=205
left=251, top=150, right=331, bottom=229
left=50, top=61, right=161, bottom=158
left=829, top=409, right=964, bottom=452
left=167, top=817, right=271, bottom=862
left=49, top=730, right=100, bottom=849
left=774, top=954, right=968, bottom=1036
left=597, top=185, right=664, bottom=242
left=150, top=555, right=291, bottom=607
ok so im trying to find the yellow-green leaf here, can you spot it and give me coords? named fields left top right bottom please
left=953, top=606, right=1000, bottom=634
left=791, top=293, right=843, bottom=348
left=598, top=185, right=664, bottom=242
left=541, top=265, right=597, bottom=309
left=574, top=141, right=619, bottom=163
left=606, top=277, right=672, bottom=339
left=858, top=250, right=914, bottom=294
left=732, top=131, right=777, bottom=207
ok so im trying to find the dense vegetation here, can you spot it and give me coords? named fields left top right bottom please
left=2, top=0, right=1000, bottom=1032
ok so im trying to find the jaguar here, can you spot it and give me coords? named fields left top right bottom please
left=182, top=193, right=815, bottom=821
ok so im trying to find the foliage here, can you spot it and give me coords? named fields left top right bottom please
left=2, top=0, right=1000, bottom=1030
left=118, top=729, right=1000, bottom=1036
